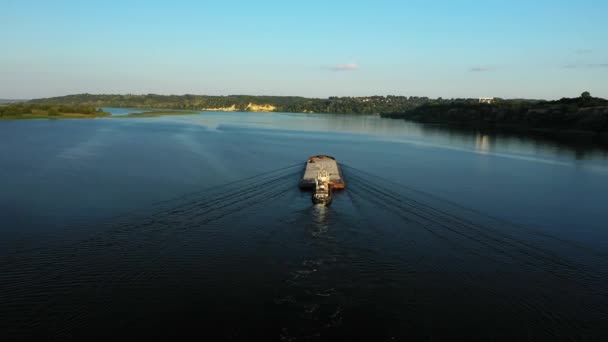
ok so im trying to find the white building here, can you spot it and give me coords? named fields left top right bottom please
left=479, top=97, right=495, bottom=104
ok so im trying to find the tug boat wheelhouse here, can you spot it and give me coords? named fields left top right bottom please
left=312, top=169, right=332, bottom=205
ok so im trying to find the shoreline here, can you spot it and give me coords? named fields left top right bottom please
left=0, top=113, right=111, bottom=120
left=0, top=110, right=201, bottom=120
left=3, top=107, right=608, bottom=148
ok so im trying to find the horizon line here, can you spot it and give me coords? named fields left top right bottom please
left=17, top=92, right=584, bottom=102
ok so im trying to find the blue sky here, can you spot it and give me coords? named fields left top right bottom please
left=1, top=0, right=607, bottom=99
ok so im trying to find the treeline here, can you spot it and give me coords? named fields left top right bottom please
left=22, top=92, right=608, bottom=136
left=278, top=95, right=437, bottom=114
left=381, top=92, right=608, bottom=143
left=28, top=93, right=447, bottom=114
left=29, top=94, right=308, bottom=111
left=0, top=103, right=105, bottom=117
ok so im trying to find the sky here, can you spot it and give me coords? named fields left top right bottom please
left=1, top=0, right=607, bottom=99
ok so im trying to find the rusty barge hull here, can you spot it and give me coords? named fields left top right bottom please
left=299, top=155, right=346, bottom=190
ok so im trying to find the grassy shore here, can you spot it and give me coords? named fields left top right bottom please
left=0, top=111, right=111, bottom=120
left=0, top=104, right=110, bottom=120
left=0, top=104, right=200, bottom=120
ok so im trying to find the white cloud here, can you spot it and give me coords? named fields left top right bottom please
left=469, top=66, right=497, bottom=72
left=331, top=63, right=359, bottom=71
left=563, top=63, right=608, bottom=69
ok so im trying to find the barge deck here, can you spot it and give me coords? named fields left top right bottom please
left=299, top=155, right=346, bottom=190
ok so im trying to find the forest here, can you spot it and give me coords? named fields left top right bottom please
left=0, top=103, right=107, bottom=118
left=28, top=93, right=442, bottom=114
left=381, top=92, right=608, bottom=144
left=21, top=92, right=608, bottom=144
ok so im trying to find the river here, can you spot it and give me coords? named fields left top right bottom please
left=1, top=110, right=607, bottom=340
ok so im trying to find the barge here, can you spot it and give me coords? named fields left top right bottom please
left=299, top=155, right=345, bottom=205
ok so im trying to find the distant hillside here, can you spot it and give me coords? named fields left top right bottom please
left=28, top=93, right=439, bottom=114
left=382, top=92, right=608, bottom=145
left=21, top=92, right=608, bottom=145
left=0, top=99, right=29, bottom=103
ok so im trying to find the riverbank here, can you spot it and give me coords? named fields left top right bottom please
left=0, top=113, right=111, bottom=121
left=0, top=104, right=202, bottom=120
left=0, top=112, right=111, bottom=120
left=27, top=93, right=434, bottom=114
left=382, top=94, right=608, bottom=146
left=0, top=104, right=110, bottom=120
left=0, top=111, right=200, bottom=120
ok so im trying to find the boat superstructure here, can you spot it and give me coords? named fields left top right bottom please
left=312, top=168, right=332, bottom=205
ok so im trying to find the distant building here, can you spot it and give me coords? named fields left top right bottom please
left=479, top=97, right=495, bottom=104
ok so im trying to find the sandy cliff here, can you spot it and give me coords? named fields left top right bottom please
left=246, top=103, right=276, bottom=112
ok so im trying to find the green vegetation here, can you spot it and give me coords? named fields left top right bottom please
left=381, top=92, right=608, bottom=144
left=0, top=103, right=109, bottom=120
left=28, top=93, right=437, bottom=114
left=17, top=92, right=608, bottom=145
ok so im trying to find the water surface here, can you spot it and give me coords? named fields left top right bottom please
left=1, top=111, right=607, bottom=341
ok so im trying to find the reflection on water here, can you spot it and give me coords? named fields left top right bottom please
left=154, top=111, right=608, bottom=162
left=475, top=133, right=490, bottom=154
left=311, top=204, right=330, bottom=237
left=416, top=123, right=608, bottom=161
left=1, top=111, right=608, bottom=340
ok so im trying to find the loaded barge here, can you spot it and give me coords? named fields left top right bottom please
left=299, top=155, right=345, bottom=205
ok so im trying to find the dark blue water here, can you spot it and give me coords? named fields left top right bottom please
left=1, top=111, right=607, bottom=341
